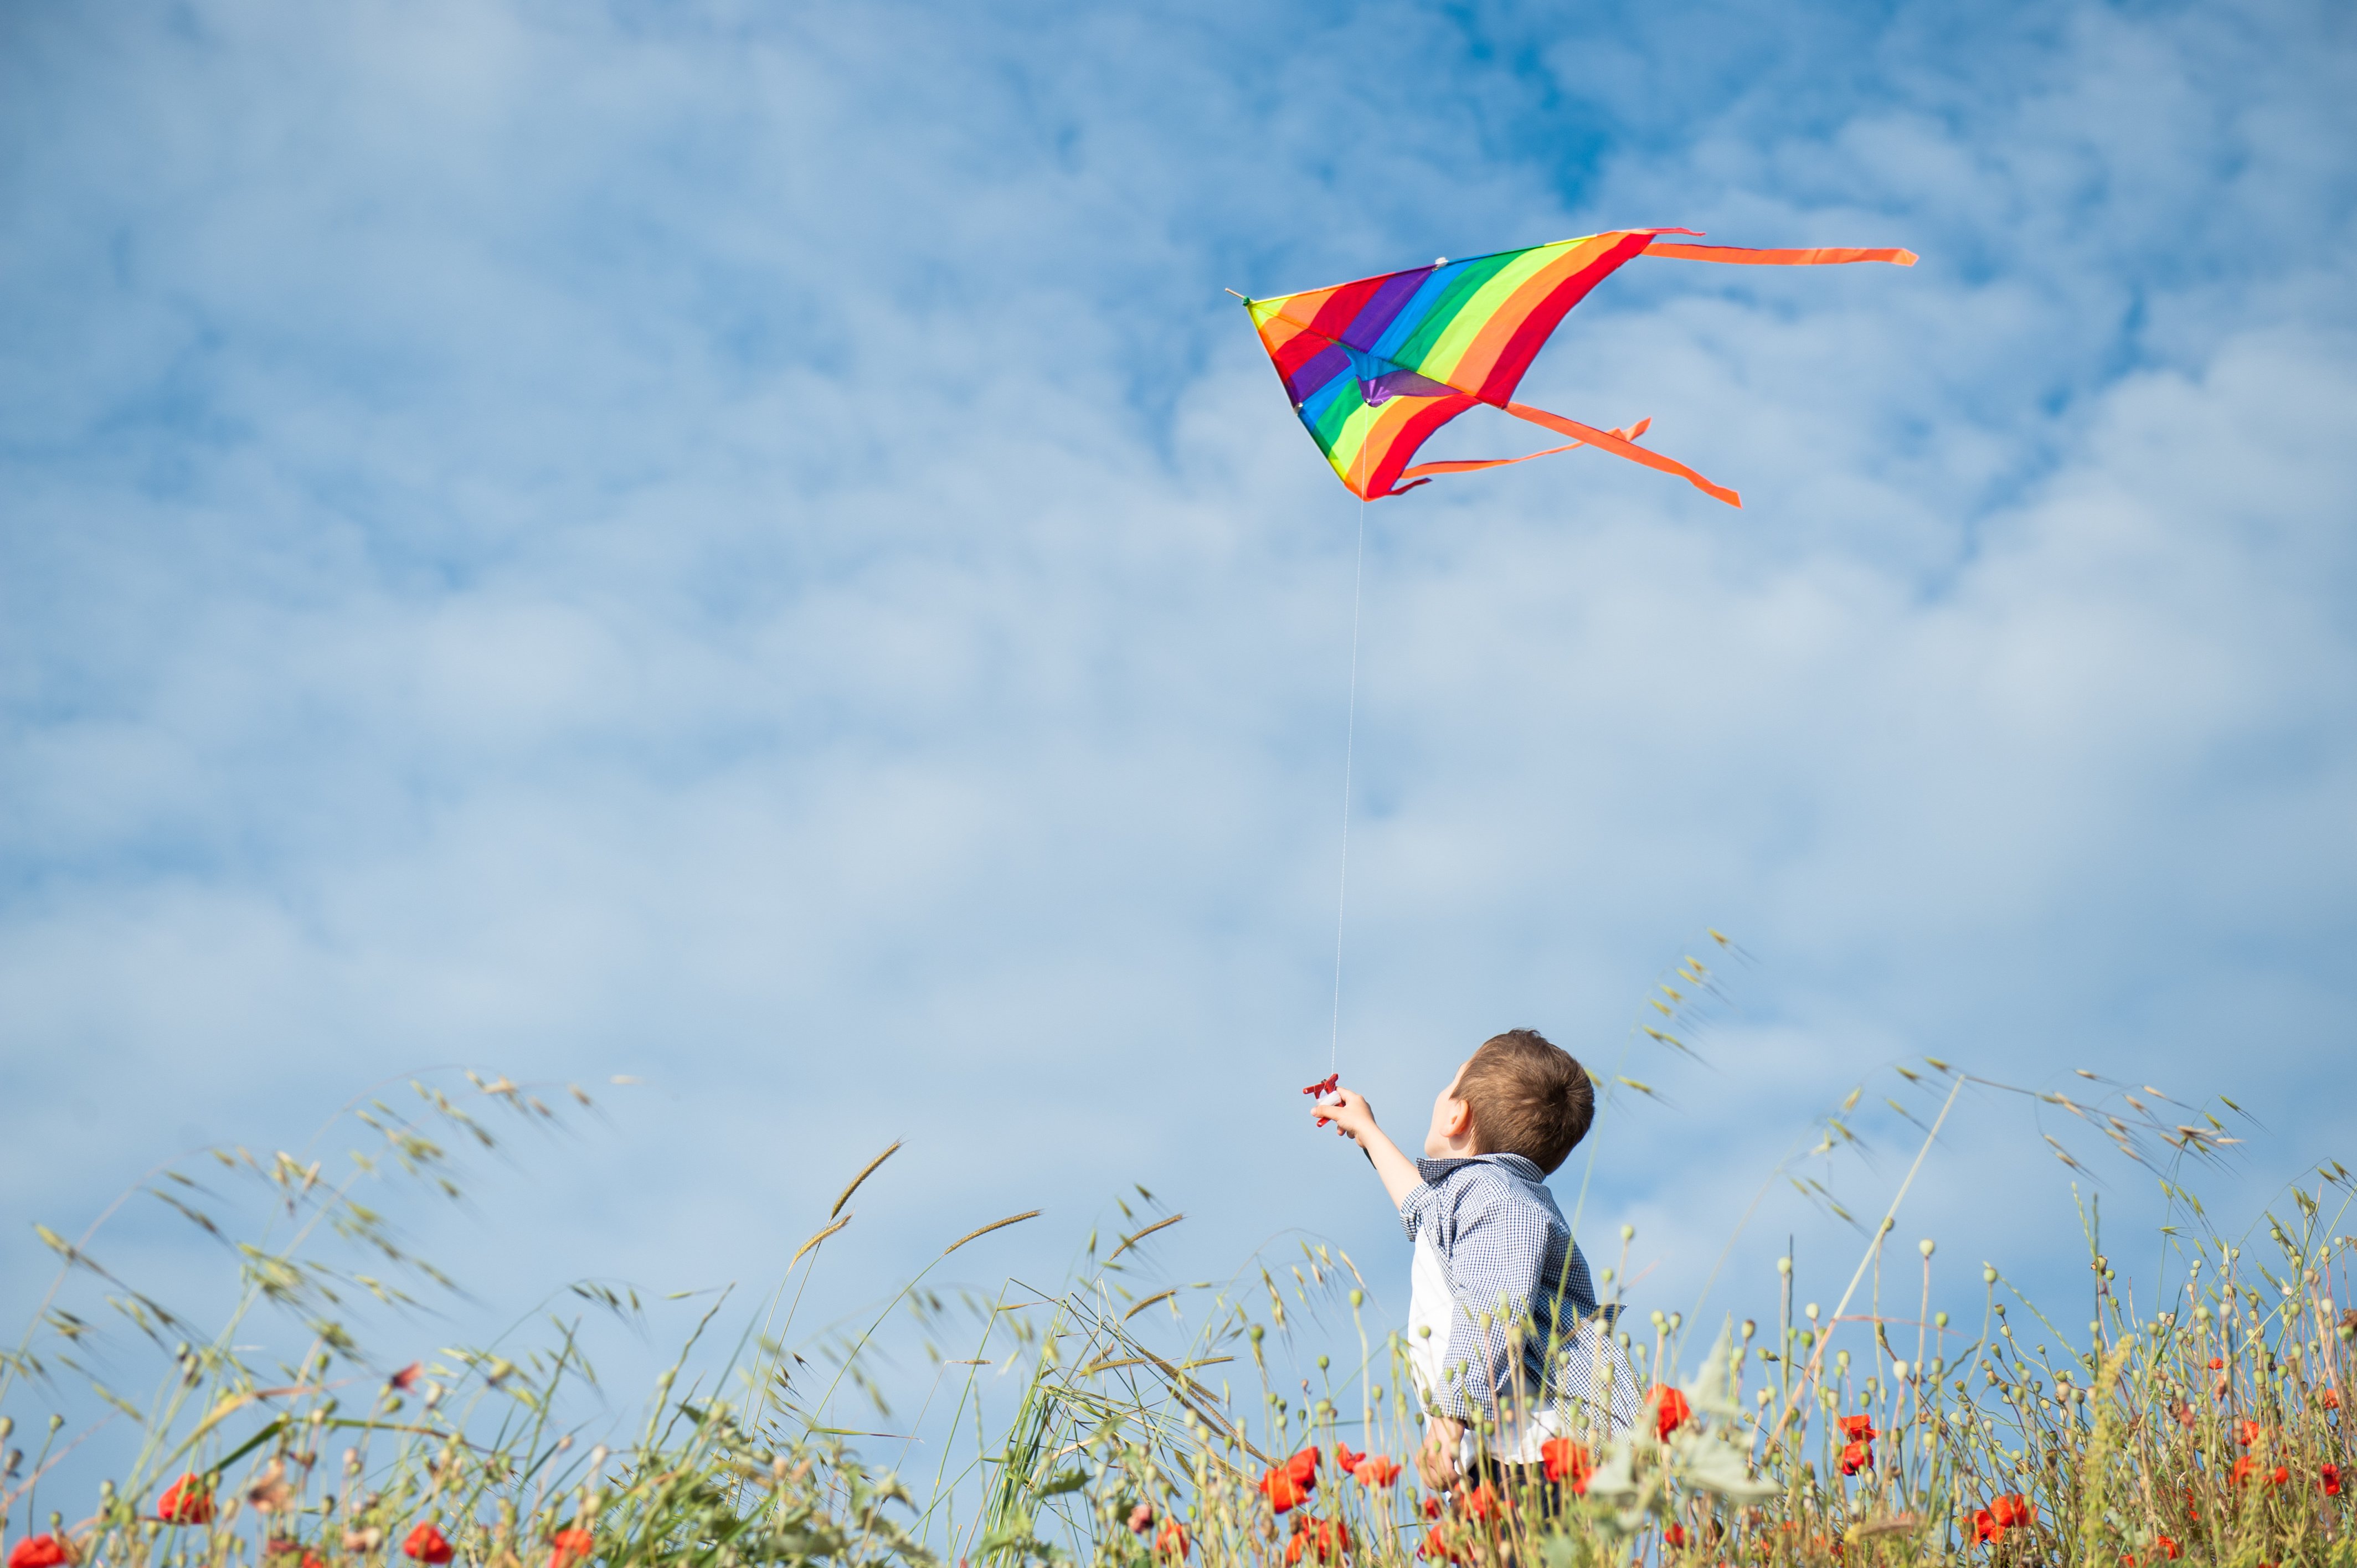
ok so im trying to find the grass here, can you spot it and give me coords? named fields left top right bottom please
left=4, top=1029, right=2353, bottom=1568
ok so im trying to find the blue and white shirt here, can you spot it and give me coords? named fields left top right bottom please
left=1399, top=1153, right=1638, bottom=1459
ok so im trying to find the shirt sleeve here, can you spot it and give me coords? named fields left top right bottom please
left=1398, top=1174, right=1443, bottom=1242
left=1432, top=1180, right=1547, bottom=1421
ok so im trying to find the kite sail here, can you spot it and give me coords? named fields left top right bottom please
left=1242, top=228, right=1914, bottom=506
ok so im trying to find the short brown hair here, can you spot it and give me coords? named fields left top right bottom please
left=1457, top=1028, right=1594, bottom=1175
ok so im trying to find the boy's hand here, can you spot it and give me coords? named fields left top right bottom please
left=1315, top=1087, right=1378, bottom=1143
left=1416, top=1416, right=1463, bottom=1490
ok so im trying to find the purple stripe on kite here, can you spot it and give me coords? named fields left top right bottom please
left=1341, top=267, right=1434, bottom=350
left=1287, top=343, right=1352, bottom=404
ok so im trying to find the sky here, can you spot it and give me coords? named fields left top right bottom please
left=4, top=0, right=2356, bottom=1476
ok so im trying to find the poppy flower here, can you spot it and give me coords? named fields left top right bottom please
left=1286, top=1445, right=1321, bottom=1486
left=1540, top=1437, right=1592, bottom=1493
left=1839, top=1441, right=1872, bottom=1477
left=1459, top=1482, right=1503, bottom=1523
left=1284, top=1516, right=1350, bottom=1565
left=402, top=1523, right=455, bottom=1565
left=2322, top=1387, right=2342, bottom=1411
left=2236, top=1420, right=2261, bottom=1446
left=549, top=1530, right=595, bottom=1568
left=389, top=1363, right=423, bottom=1392
left=1971, top=1510, right=1998, bottom=1545
left=1259, top=1467, right=1309, bottom=1513
left=2207, top=1358, right=2226, bottom=1371
left=1651, top=1386, right=1692, bottom=1438
left=1664, top=1525, right=1689, bottom=1549
left=1353, top=1456, right=1400, bottom=1489
left=2323, top=1464, right=2343, bottom=1497
left=8, top=1537, right=69, bottom=1568
left=157, top=1475, right=215, bottom=1525
left=1422, top=1498, right=1444, bottom=1520
left=1332, top=1443, right=1365, bottom=1473
left=1154, top=1519, right=1191, bottom=1561
left=2155, top=1538, right=2181, bottom=1561
left=1989, top=1495, right=2034, bottom=1530
left=1838, top=1415, right=1876, bottom=1443
left=1418, top=1526, right=1465, bottom=1563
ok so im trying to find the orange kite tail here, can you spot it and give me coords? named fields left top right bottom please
left=1398, top=419, right=1653, bottom=484
left=1643, top=241, right=1918, bottom=267
left=1501, top=404, right=1741, bottom=508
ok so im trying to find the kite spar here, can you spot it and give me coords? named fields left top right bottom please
left=1240, top=228, right=1915, bottom=506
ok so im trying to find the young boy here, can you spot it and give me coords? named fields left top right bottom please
left=1317, top=1028, right=1636, bottom=1489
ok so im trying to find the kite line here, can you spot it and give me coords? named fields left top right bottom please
left=1326, top=465, right=1369, bottom=1079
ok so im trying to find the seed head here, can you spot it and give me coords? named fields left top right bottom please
left=1919, top=1239, right=1936, bottom=1258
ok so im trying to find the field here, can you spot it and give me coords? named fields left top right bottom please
left=4, top=1055, right=2352, bottom=1568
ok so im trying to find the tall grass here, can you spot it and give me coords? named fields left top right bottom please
left=4, top=1046, right=2350, bottom=1568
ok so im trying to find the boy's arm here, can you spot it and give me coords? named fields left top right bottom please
left=1314, top=1090, right=1424, bottom=1209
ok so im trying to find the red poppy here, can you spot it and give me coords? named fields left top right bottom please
left=1259, top=1467, right=1309, bottom=1513
left=1332, top=1443, right=1365, bottom=1473
left=2207, top=1358, right=2226, bottom=1371
left=1418, top=1526, right=1465, bottom=1563
left=1838, top=1415, right=1876, bottom=1443
left=1839, top=1441, right=1872, bottom=1477
left=1422, top=1498, right=1444, bottom=1520
left=261, top=1539, right=323, bottom=1568
left=1459, top=1482, right=1503, bottom=1523
left=2323, top=1464, right=2343, bottom=1497
left=1651, top=1386, right=1692, bottom=1438
left=8, top=1537, right=69, bottom=1568
left=1353, top=1456, right=1400, bottom=1489
left=402, top=1524, right=455, bottom=1565
left=2154, top=1538, right=2181, bottom=1561
left=2236, top=1420, right=2261, bottom=1447
left=1283, top=1516, right=1350, bottom=1565
left=1664, top=1525, right=1689, bottom=1549
left=2321, top=1385, right=2340, bottom=1410
left=1154, top=1519, right=1191, bottom=1561
left=389, top=1363, right=423, bottom=1391
left=1971, top=1510, right=1998, bottom=1545
left=1286, top=1445, right=1321, bottom=1486
left=157, top=1475, right=215, bottom=1525
left=549, top=1531, right=595, bottom=1568
left=1990, top=1495, right=2034, bottom=1530
left=1540, top=1437, right=1593, bottom=1493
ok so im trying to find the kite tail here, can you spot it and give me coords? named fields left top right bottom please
left=1398, top=421, right=1652, bottom=485
left=1502, top=404, right=1742, bottom=509
left=1642, top=241, right=1918, bottom=267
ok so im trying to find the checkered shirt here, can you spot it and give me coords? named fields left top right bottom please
left=1399, top=1152, right=1638, bottom=1435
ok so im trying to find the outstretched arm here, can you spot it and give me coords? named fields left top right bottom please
left=1315, top=1090, right=1423, bottom=1209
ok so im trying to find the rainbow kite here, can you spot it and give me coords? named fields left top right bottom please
left=1242, top=228, right=1913, bottom=506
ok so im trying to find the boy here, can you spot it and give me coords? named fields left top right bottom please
left=1317, top=1028, right=1636, bottom=1489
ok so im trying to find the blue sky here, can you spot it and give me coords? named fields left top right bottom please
left=4, top=0, right=2356, bottom=1463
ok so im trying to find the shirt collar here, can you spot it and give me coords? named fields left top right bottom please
left=1416, top=1151, right=1546, bottom=1182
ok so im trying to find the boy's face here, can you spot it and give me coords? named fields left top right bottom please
left=1423, top=1059, right=1476, bottom=1158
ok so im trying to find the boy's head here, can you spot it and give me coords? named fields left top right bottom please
left=1422, top=1028, right=1594, bottom=1174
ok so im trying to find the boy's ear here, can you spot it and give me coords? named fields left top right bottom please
left=1442, top=1096, right=1474, bottom=1141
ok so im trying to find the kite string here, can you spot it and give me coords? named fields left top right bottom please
left=1329, top=486, right=1367, bottom=1079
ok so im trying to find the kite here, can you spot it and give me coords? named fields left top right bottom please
left=1239, top=228, right=1915, bottom=507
